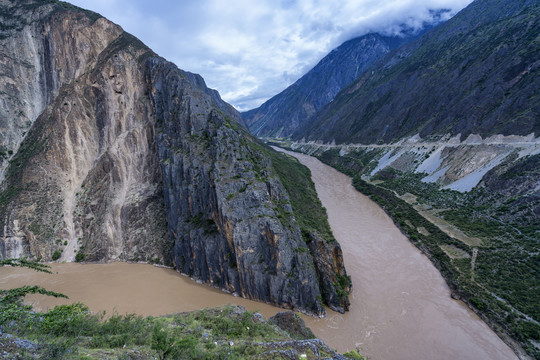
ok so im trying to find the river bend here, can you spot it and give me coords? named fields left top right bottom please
left=0, top=150, right=517, bottom=359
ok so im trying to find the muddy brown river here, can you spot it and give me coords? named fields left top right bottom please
left=0, top=150, right=517, bottom=359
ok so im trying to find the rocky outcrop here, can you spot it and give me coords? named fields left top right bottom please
left=147, top=58, right=329, bottom=315
left=478, top=152, right=539, bottom=225
left=294, top=0, right=540, bottom=144
left=306, top=232, right=350, bottom=312
left=269, top=311, right=315, bottom=340
left=0, top=0, right=349, bottom=316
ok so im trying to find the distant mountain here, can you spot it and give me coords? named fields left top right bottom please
left=243, top=29, right=431, bottom=138
left=294, top=0, right=539, bottom=144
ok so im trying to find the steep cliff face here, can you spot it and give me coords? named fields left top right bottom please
left=0, top=2, right=168, bottom=264
left=147, top=59, right=326, bottom=315
left=0, top=1, right=113, bottom=180
left=0, top=0, right=349, bottom=316
left=294, top=0, right=539, bottom=144
left=146, top=58, right=348, bottom=314
left=242, top=32, right=423, bottom=139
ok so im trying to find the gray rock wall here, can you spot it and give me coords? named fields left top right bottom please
left=147, top=59, right=326, bottom=315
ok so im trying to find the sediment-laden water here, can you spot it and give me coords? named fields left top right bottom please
left=0, top=150, right=517, bottom=360
left=281, top=149, right=516, bottom=360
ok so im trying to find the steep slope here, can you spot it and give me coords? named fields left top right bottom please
left=0, top=0, right=349, bottom=315
left=243, top=31, right=424, bottom=138
left=295, top=0, right=539, bottom=144
left=0, top=1, right=169, bottom=264
left=147, top=60, right=349, bottom=314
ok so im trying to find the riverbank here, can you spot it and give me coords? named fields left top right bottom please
left=0, top=292, right=349, bottom=360
left=275, top=145, right=534, bottom=360
left=275, top=148, right=518, bottom=360
left=350, top=178, right=530, bottom=360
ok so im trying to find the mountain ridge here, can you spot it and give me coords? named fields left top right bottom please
left=293, top=0, right=539, bottom=144
left=242, top=28, right=432, bottom=139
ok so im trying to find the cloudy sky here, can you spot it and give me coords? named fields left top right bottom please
left=68, top=0, right=473, bottom=111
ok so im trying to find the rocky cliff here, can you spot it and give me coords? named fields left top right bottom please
left=294, top=0, right=539, bottom=144
left=0, top=1, right=168, bottom=264
left=0, top=0, right=349, bottom=316
left=243, top=31, right=427, bottom=139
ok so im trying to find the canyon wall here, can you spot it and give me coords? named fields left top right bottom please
left=0, top=0, right=348, bottom=316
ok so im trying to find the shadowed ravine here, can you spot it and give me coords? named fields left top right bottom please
left=0, top=151, right=518, bottom=359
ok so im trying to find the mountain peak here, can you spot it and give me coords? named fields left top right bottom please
left=242, top=26, right=432, bottom=139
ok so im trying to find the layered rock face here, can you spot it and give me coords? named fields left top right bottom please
left=0, top=0, right=349, bottom=316
left=147, top=59, right=327, bottom=315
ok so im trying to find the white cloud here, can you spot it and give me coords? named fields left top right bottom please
left=67, top=0, right=474, bottom=111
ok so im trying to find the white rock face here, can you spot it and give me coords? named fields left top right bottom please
left=0, top=6, right=121, bottom=182
left=292, top=133, right=539, bottom=193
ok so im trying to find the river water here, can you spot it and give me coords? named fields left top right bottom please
left=0, top=150, right=517, bottom=359
left=279, top=149, right=517, bottom=360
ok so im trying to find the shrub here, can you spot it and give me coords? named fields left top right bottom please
left=344, top=349, right=366, bottom=360
left=41, top=338, right=75, bottom=360
left=41, top=303, right=92, bottom=336
left=52, top=250, right=62, bottom=261
left=152, top=325, right=180, bottom=360
left=75, top=251, right=85, bottom=262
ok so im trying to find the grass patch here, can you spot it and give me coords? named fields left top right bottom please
left=0, top=287, right=346, bottom=360
left=267, top=150, right=335, bottom=243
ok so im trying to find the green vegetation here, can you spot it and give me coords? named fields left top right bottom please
left=352, top=178, right=539, bottom=357
left=0, top=258, right=357, bottom=359
left=52, top=250, right=62, bottom=261
left=187, top=213, right=219, bottom=235
left=315, top=149, right=540, bottom=359
left=334, top=274, right=352, bottom=301
left=0, top=291, right=330, bottom=359
left=0, top=258, right=53, bottom=273
left=228, top=122, right=335, bottom=244
left=344, top=349, right=366, bottom=360
left=75, top=251, right=85, bottom=263
left=0, top=136, right=44, bottom=216
left=267, top=149, right=335, bottom=244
